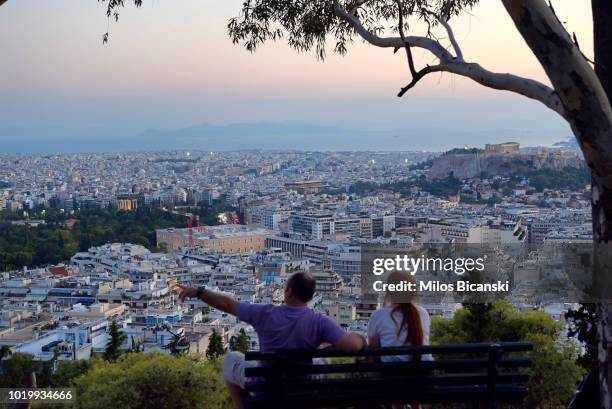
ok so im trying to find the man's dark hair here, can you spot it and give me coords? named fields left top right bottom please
left=286, top=271, right=316, bottom=303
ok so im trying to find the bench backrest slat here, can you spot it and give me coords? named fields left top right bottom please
left=243, top=342, right=532, bottom=409
left=245, top=357, right=532, bottom=377
left=244, top=341, right=532, bottom=361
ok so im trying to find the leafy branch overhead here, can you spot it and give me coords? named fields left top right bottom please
left=227, top=0, right=477, bottom=58
left=95, top=0, right=565, bottom=119
left=226, top=0, right=479, bottom=98
left=230, top=0, right=568, bottom=119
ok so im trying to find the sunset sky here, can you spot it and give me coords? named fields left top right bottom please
left=0, top=0, right=595, bottom=152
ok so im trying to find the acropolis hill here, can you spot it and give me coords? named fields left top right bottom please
left=427, top=142, right=584, bottom=181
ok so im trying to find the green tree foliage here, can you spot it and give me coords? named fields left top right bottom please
left=566, top=303, right=599, bottom=370
left=349, top=164, right=589, bottom=200
left=459, top=303, right=493, bottom=342
left=227, top=0, right=478, bottom=59
left=525, top=334, right=585, bottom=409
left=349, top=175, right=463, bottom=198
left=526, top=167, right=590, bottom=192
left=73, top=352, right=231, bottom=409
left=0, top=353, right=92, bottom=392
left=1, top=353, right=231, bottom=408
left=229, top=328, right=250, bottom=354
left=206, top=329, right=225, bottom=360
left=0, top=205, right=229, bottom=271
left=348, top=181, right=380, bottom=195
left=414, top=175, right=462, bottom=197
left=70, top=207, right=188, bottom=252
left=0, top=352, right=34, bottom=388
left=443, top=148, right=483, bottom=156
left=431, top=302, right=585, bottom=408
left=100, top=0, right=479, bottom=56
left=180, top=200, right=238, bottom=226
left=47, top=359, right=94, bottom=388
left=104, top=321, right=127, bottom=362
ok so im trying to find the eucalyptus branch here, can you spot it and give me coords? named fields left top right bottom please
left=395, top=0, right=441, bottom=94
left=398, top=64, right=444, bottom=96
left=435, top=14, right=464, bottom=60
left=332, top=0, right=566, bottom=117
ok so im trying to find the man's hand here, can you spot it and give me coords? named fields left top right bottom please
left=175, top=284, right=239, bottom=316
left=176, top=284, right=198, bottom=302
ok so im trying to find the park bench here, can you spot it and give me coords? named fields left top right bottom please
left=243, top=341, right=532, bottom=409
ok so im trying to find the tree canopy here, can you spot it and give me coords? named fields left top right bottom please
left=226, top=0, right=478, bottom=59
left=206, top=329, right=225, bottom=360
left=229, top=328, right=250, bottom=354
left=97, top=0, right=478, bottom=55
left=104, top=320, right=128, bottom=361
left=73, top=352, right=231, bottom=409
left=431, top=302, right=585, bottom=408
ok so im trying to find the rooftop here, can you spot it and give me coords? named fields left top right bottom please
left=160, top=224, right=269, bottom=239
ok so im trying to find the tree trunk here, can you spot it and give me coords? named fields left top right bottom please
left=501, top=2, right=612, bottom=407
left=594, top=175, right=612, bottom=409
left=592, top=2, right=612, bottom=407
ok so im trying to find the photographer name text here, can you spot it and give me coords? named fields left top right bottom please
left=373, top=280, right=510, bottom=293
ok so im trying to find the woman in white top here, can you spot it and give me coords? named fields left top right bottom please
left=367, top=271, right=432, bottom=363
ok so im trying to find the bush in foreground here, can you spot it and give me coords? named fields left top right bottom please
left=431, top=302, right=585, bottom=409
left=72, top=352, right=231, bottom=409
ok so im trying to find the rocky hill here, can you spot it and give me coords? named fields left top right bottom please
left=427, top=143, right=584, bottom=180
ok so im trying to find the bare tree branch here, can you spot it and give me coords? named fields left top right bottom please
left=0, top=0, right=9, bottom=7
left=443, top=60, right=565, bottom=116
left=393, top=0, right=443, bottom=96
left=432, top=12, right=464, bottom=61
left=395, top=1, right=416, bottom=74
left=332, top=0, right=566, bottom=118
left=398, top=64, right=444, bottom=96
left=332, top=0, right=453, bottom=61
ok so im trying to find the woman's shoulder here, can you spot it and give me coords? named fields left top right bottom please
left=369, top=307, right=393, bottom=322
left=414, top=304, right=431, bottom=321
left=373, top=306, right=393, bottom=315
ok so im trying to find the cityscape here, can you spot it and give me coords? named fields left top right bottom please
left=1, top=0, right=608, bottom=406
left=0, top=141, right=591, bottom=360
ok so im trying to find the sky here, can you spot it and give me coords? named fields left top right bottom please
left=0, top=0, right=595, bottom=152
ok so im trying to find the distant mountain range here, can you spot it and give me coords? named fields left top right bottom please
left=137, top=122, right=402, bottom=151
left=0, top=121, right=574, bottom=154
left=140, top=122, right=345, bottom=139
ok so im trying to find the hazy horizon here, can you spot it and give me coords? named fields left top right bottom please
left=0, top=116, right=573, bottom=155
left=0, top=1, right=591, bottom=153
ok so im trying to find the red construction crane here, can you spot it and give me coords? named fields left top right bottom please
left=162, top=208, right=200, bottom=247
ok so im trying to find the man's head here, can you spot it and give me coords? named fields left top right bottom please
left=284, top=271, right=316, bottom=306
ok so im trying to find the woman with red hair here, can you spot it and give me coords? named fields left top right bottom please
left=368, top=271, right=432, bottom=360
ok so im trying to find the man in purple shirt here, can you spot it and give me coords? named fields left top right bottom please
left=177, top=271, right=365, bottom=409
